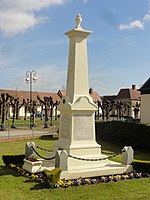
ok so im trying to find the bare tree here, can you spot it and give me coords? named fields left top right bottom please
left=49, top=96, right=54, bottom=126
left=37, top=95, right=49, bottom=128
left=54, top=100, right=59, bottom=120
left=105, top=100, right=112, bottom=121
left=15, top=98, right=20, bottom=120
left=31, top=100, right=37, bottom=127
left=133, top=102, right=140, bottom=119
left=10, top=96, right=17, bottom=128
left=0, top=93, right=10, bottom=130
left=19, top=99, right=30, bottom=120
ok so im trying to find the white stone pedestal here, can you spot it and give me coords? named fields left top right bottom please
left=23, top=159, right=43, bottom=174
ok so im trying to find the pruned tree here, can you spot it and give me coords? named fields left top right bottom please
left=0, top=93, right=10, bottom=130
left=31, top=100, right=37, bottom=127
left=10, top=96, right=17, bottom=128
left=15, top=98, right=20, bottom=120
left=133, top=102, right=140, bottom=119
left=100, top=102, right=106, bottom=121
left=49, top=96, right=54, bottom=126
left=54, top=100, right=59, bottom=120
left=105, top=100, right=112, bottom=120
left=19, top=98, right=30, bottom=120
left=37, top=95, right=49, bottom=128
left=115, top=101, right=124, bottom=120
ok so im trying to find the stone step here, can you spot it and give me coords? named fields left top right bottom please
left=60, top=163, right=133, bottom=180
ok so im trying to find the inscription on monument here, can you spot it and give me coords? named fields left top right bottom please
left=73, top=113, right=93, bottom=140
left=60, top=114, right=70, bottom=139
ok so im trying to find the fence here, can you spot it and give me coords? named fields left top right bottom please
left=0, top=121, right=59, bottom=139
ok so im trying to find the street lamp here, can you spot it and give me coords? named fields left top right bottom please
left=25, top=70, right=37, bottom=129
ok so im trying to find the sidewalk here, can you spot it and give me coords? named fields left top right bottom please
left=0, top=127, right=58, bottom=142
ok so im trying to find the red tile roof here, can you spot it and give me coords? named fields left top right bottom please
left=0, top=89, right=61, bottom=103
left=115, top=86, right=140, bottom=100
left=101, top=95, right=117, bottom=102
left=57, top=89, right=102, bottom=103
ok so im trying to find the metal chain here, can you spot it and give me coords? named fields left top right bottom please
left=31, top=146, right=125, bottom=162
left=101, top=151, right=115, bottom=155
left=31, top=146, right=55, bottom=160
left=35, top=145, right=53, bottom=152
left=68, top=150, right=125, bottom=161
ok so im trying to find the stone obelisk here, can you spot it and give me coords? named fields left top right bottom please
left=55, top=14, right=101, bottom=157
left=23, top=14, right=133, bottom=178
left=53, top=14, right=133, bottom=179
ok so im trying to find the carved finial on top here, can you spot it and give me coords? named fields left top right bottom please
left=75, top=13, right=82, bottom=29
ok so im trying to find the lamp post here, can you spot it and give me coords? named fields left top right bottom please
left=25, top=70, right=37, bottom=129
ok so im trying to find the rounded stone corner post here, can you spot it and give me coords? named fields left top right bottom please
left=25, top=142, right=35, bottom=159
left=55, top=150, right=61, bottom=168
left=55, top=150, right=68, bottom=171
left=121, top=146, right=134, bottom=165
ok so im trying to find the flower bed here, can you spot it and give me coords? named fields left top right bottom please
left=8, top=163, right=150, bottom=189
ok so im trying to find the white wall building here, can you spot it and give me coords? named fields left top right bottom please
left=139, top=77, right=150, bottom=124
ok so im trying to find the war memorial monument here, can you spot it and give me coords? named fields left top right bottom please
left=23, top=14, right=133, bottom=179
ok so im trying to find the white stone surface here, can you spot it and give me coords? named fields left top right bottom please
left=140, top=94, right=150, bottom=123
left=52, top=14, right=133, bottom=179
left=40, top=150, right=133, bottom=180
left=60, top=162, right=133, bottom=180
left=25, top=142, right=35, bottom=159
left=23, top=159, right=43, bottom=174
left=122, top=146, right=134, bottom=165
left=54, top=14, right=100, bottom=158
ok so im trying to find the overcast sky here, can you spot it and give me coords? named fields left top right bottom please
left=0, top=0, right=150, bottom=95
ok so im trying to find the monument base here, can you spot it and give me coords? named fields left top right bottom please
left=54, top=140, right=101, bottom=156
left=60, top=162, right=133, bottom=180
left=41, top=150, right=133, bottom=180
left=42, top=157, right=133, bottom=180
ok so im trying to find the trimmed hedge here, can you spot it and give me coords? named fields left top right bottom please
left=133, top=160, right=150, bottom=173
left=2, top=154, right=25, bottom=166
left=95, top=121, right=150, bottom=152
left=45, top=168, right=62, bottom=188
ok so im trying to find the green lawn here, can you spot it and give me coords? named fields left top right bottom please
left=4, top=118, right=60, bottom=128
left=0, top=138, right=150, bottom=200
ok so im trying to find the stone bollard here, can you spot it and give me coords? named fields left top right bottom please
left=25, top=142, right=35, bottom=159
left=55, top=150, right=68, bottom=171
left=121, top=146, right=134, bottom=165
left=55, top=150, right=61, bottom=168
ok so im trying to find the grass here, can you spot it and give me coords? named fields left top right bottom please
left=0, top=138, right=150, bottom=200
left=100, top=140, right=150, bottom=163
left=4, top=118, right=60, bottom=128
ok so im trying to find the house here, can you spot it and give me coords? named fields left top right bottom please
left=139, top=77, right=150, bottom=123
left=115, top=85, right=141, bottom=118
left=0, top=89, right=61, bottom=118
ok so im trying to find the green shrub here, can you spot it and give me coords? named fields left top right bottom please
left=45, top=168, right=62, bottom=188
left=2, top=154, right=25, bottom=166
left=133, top=160, right=150, bottom=173
left=95, top=121, right=150, bottom=151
